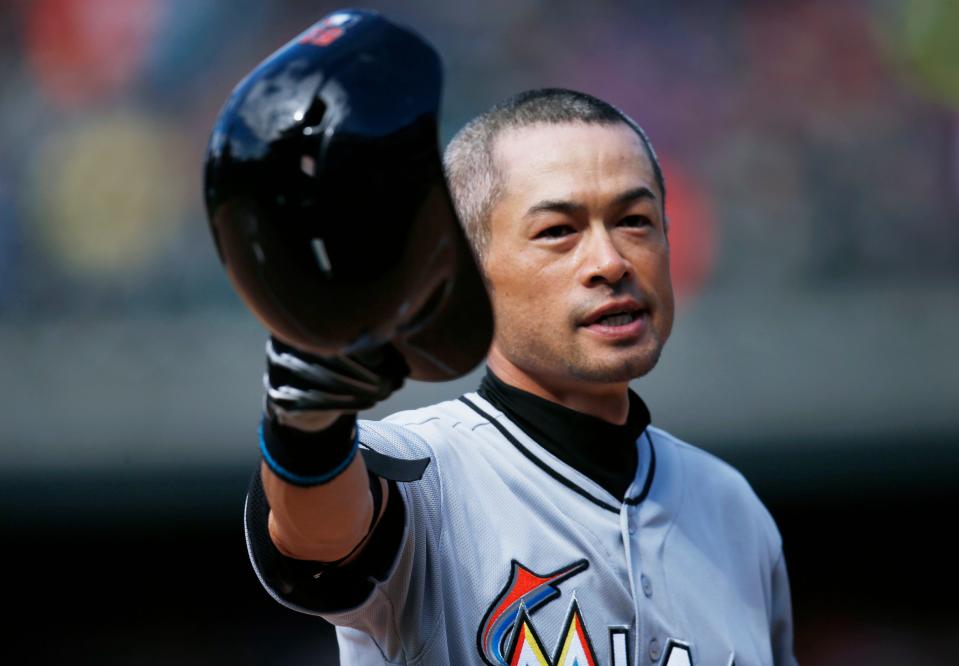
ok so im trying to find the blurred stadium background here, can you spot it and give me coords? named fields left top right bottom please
left=2, top=0, right=957, bottom=663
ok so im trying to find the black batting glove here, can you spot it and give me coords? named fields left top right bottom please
left=258, top=336, right=409, bottom=486
left=263, top=336, right=409, bottom=431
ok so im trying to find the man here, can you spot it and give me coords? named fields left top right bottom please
left=245, top=88, right=797, bottom=665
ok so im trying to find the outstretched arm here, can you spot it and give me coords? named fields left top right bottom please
left=256, top=338, right=406, bottom=565
left=261, top=419, right=386, bottom=563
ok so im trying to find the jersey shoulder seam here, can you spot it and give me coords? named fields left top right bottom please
left=652, top=429, right=688, bottom=581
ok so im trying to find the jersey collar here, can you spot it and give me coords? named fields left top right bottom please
left=477, top=367, right=649, bottom=500
left=461, top=375, right=656, bottom=512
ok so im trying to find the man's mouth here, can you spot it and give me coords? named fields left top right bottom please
left=581, top=298, right=648, bottom=327
left=594, top=311, right=639, bottom=327
left=579, top=299, right=650, bottom=340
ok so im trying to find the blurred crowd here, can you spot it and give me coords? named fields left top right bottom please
left=1, top=0, right=957, bottom=318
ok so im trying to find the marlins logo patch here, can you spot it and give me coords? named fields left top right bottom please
left=508, top=598, right=601, bottom=666
left=477, top=559, right=589, bottom=666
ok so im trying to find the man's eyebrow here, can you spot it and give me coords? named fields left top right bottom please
left=523, top=186, right=658, bottom=219
left=612, top=186, right=657, bottom=208
left=523, top=199, right=585, bottom=218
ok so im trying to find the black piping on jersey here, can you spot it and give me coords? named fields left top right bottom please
left=458, top=396, right=656, bottom=514
left=478, top=367, right=647, bottom=499
left=625, top=430, right=656, bottom=505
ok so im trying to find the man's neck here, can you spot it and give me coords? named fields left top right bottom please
left=486, top=347, right=630, bottom=425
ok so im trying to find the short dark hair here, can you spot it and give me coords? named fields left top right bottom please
left=444, top=88, right=666, bottom=261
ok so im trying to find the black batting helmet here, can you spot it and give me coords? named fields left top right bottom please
left=204, top=9, right=492, bottom=381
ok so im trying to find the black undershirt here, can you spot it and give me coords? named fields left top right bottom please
left=477, top=367, right=651, bottom=500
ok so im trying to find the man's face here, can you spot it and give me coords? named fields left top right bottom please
left=483, top=122, right=674, bottom=389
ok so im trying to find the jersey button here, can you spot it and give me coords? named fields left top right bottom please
left=649, top=637, right=661, bottom=662
left=641, top=573, right=653, bottom=598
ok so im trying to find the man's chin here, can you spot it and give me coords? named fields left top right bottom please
left=566, top=348, right=663, bottom=384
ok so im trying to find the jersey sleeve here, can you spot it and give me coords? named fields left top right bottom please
left=770, top=548, right=799, bottom=666
left=243, top=418, right=445, bottom=661
left=244, top=466, right=406, bottom=612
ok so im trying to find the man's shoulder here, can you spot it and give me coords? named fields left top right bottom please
left=381, top=395, right=483, bottom=429
left=648, top=425, right=751, bottom=490
left=647, top=425, right=782, bottom=544
left=356, top=395, right=482, bottom=457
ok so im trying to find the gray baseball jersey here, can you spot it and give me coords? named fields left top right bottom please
left=247, top=391, right=797, bottom=665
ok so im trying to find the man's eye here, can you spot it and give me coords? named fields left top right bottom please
left=619, top=215, right=651, bottom=228
left=537, top=225, right=574, bottom=239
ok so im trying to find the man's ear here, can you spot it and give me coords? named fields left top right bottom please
left=663, top=215, right=670, bottom=240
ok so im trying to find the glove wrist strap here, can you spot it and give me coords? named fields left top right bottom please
left=259, top=413, right=358, bottom=487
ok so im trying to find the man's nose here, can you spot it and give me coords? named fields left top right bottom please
left=581, top=228, right=630, bottom=286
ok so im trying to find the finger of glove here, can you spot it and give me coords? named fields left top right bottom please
left=270, top=336, right=409, bottom=385
left=268, top=404, right=347, bottom=432
left=349, top=343, right=409, bottom=392
left=265, top=339, right=408, bottom=414
left=263, top=373, right=379, bottom=412
left=266, top=338, right=387, bottom=397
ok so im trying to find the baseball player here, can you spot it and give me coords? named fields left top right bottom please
left=207, top=11, right=797, bottom=666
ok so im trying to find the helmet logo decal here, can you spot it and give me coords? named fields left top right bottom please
left=299, top=12, right=361, bottom=48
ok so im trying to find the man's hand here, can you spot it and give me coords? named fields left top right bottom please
left=264, top=336, right=409, bottom=432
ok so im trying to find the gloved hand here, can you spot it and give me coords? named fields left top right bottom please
left=263, top=336, right=410, bottom=432
left=258, top=336, right=410, bottom=487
